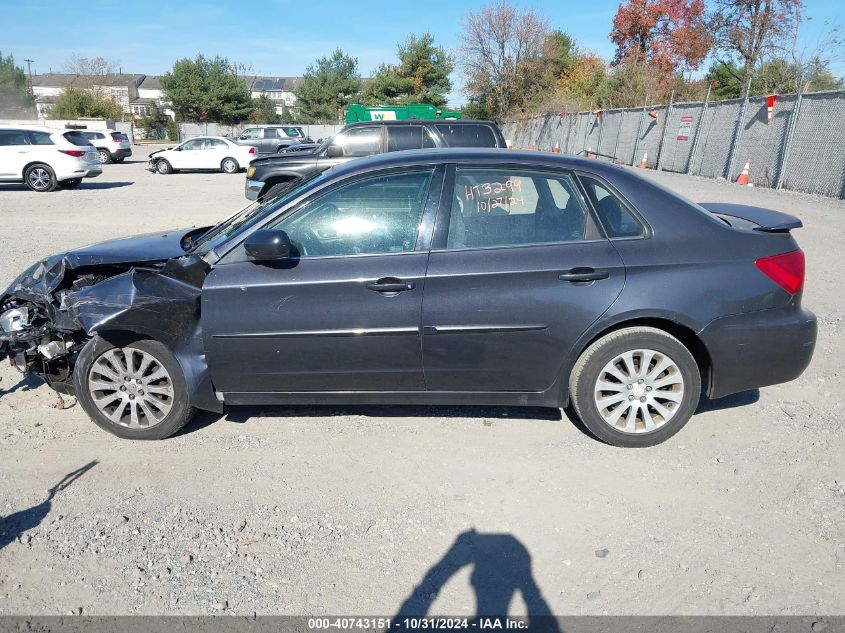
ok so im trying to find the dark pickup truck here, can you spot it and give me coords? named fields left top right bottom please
left=244, top=119, right=507, bottom=200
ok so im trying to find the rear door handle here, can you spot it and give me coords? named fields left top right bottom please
left=366, top=277, right=416, bottom=293
left=558, top=267, right=610, bottom=282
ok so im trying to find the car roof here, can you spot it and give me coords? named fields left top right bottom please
left=327, top=147, right=627, bottom=179
left=185, top=135, right=230, bottom=141
left=0, top=125, right=58, bottom=133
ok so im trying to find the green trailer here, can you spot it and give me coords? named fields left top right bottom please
left=345, top=103, right=462, bottom=124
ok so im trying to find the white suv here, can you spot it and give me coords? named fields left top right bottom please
left=81, top=129, right=132, bottom=164
left=0, top=127, right=102, bottom=192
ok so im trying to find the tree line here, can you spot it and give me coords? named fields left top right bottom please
left=1, top=0, right=842, bottom=125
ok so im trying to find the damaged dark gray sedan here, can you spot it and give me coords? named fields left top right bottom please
left=0, top=150, right=817, bottom=447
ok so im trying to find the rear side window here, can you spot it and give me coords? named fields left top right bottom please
left=387, top=126, right=424, bottom=152
left=579, top=176, right=644, bottom=238
left=446, top=168, right=588, bottom=249
left=435, top=124, right=497, bottom=148
left=63, top=131, right=92, bottom=147
left=0, top=130, right=29, bottom=146
left=27, top=131, right=54, bottom=145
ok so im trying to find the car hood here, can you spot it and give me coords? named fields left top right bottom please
left=3, top=228, right=208, bottom=301
left=250, top=152, right=320, bottom=168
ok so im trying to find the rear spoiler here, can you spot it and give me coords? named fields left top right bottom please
left=698, top=203, right=802, bottom=232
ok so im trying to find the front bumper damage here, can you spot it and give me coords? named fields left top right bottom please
left=0, top=250, right=222, bottom=413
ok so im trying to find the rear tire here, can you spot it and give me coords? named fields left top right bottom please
left=59, top=178, right=83, bottom=189
left=74, top=336, right=195, bottom=440
left=569, top=327, right=701, bottom=447
left=155, top=158, right=172, bottom=175
left=97, top=148, right=112, bottom=164
left=221, top=157, right=239, bottom=174
left=24, top=163, right=58, bottom=192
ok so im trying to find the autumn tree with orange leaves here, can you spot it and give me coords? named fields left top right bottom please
left=610, top=0, right=712, bottom=75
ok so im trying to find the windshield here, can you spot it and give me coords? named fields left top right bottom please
left=189, top=170, right=329, bottom=255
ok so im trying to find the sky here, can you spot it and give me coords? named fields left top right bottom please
left=2, top=0, right=843, bottom=106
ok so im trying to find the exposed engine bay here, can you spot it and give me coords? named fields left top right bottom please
left=0, top=227, right=219, bottom=410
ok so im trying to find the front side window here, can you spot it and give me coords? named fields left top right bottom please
left=446, top=169, right=588, bottom=249
left=240, top=128, right=261, bottom=140
left=328, top=127, right=381, bottom=157
left=269, top=170, right=433, bottom=258
left=0, top=130, right=28, bottom=146
left=579, top=176, right=644, bottom=238
left=180, top=139, right=204, bottom=150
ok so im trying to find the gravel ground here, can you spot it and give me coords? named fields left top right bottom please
left=0, top=149, right=843, bottom=616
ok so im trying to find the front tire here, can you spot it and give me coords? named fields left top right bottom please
left=221, top=157, right=239, bottom=173
left=59, top=178, right=83, bottom=189
left=569, top=327, right=701, bottom=447
left=74, top=336, right=195, bottom=440
left=24, top=163, right=58, bottom=192
left=155, top=158, right=172, bottom=175
left=97, top=148, right=112, bottom=164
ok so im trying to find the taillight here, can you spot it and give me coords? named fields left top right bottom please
left=249, top=146, right=255, bottom=154
left=755, top=250, right=805, bottom=295
left=59, top=149, right=86, bottom=157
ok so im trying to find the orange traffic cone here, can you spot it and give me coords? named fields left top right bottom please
left=639, top=152, right=648, bottom=168
left=586, top=146, right=592, bottom=158
left=736, top=160, right=751, bottom=186
left=552, top=141, right=561, bottom=153
left=506, top=139, right=513, bottom=150
left=530, top=140, right=537, bottom=151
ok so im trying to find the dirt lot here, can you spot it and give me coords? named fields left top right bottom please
left=0, top=148, right=843, bottom=616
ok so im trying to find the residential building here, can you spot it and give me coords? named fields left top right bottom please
left=31, top=73, right=144, bottom=118
left=248, top=76, right=301, bottom=115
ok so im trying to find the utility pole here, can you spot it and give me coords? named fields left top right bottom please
left=23, top=59, right=34, bottom=96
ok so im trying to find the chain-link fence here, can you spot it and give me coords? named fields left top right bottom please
left=502, top=89, right=845, bottom=199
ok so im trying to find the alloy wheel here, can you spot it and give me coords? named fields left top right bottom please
left=593, top=348, right=685, bottom=434
left=87, top=347, right=175, bottom=428
left=27, top=167, right=52, bottom=191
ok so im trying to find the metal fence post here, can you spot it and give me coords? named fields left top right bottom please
left=612, top=110, right=623, bottom=162
left=564, top=114, right=574, bottom=154
left=656, top=91, right=674, bottom=171
left=776, top=92, right=803, bottom=190
left=595, top=111, right=605, bottom=156
left=726, top=76, right=753, bottom=181
left=632, top=97, right=649, bottom=166
left=687, top=83, right=711, bottom=175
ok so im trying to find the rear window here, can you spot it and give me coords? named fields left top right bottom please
left=579, top=176, right=644, bottom=238
left=111, top=132, right=129, bottom=141
left=63, top=131, right=92, bottom=147
left=434, top=124, right=498, bottom=148
left=282, top=127, right=301, bottom=137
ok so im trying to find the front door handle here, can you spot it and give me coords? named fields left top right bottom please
left=366, top=277, right=416, bottom=293
left=558, top=267, right=610, bottom=283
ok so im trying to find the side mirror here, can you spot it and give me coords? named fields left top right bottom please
left=244, top=229, right=291, bottom=261
left=326, top=144, right=343, bottom=158
left=239, top=135, right=247, bottom=140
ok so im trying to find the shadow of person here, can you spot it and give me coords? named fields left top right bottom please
left=0, top=460, right=97, bottom=550
left=395, top=529, right=561, bottom=632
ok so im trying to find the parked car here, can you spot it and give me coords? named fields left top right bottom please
left=0, top=150, right=816, bottom=446
left=147, top=136, right=255, bottom=175
left=244, top=119, right=507, bottom=201
left=80, top=129, right=132, bottom=164
left=231, top=125, right=308, bottom=155
left=0, top=126, right=102, bottom=192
